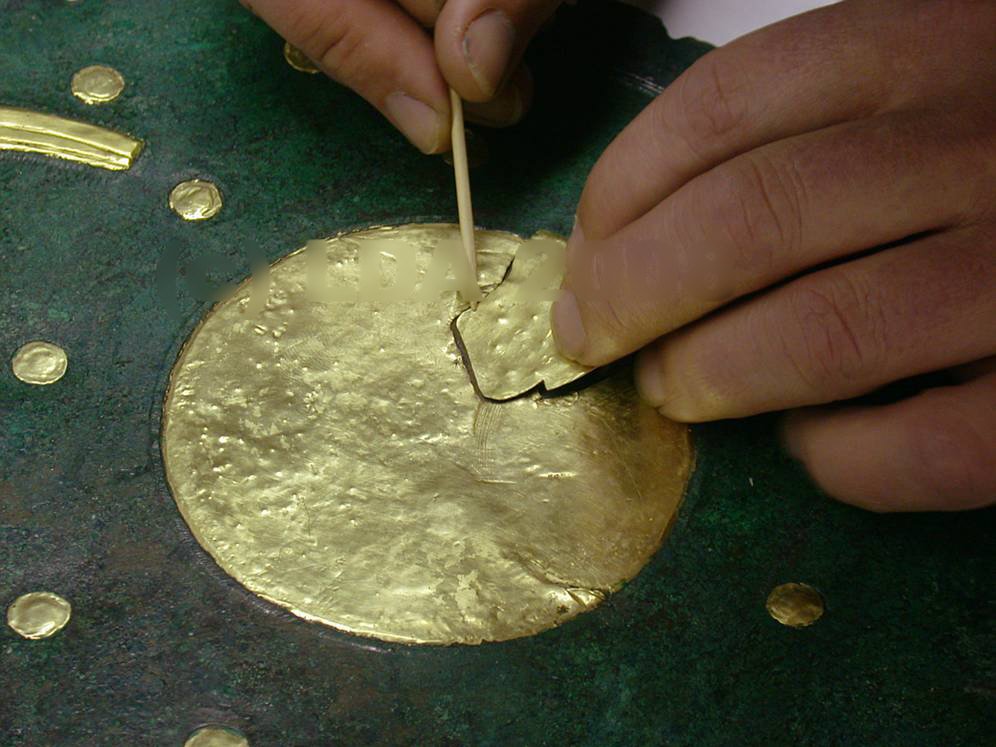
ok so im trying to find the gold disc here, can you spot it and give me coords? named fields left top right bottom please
left=11, top=340, right=68, bottom=385
left=162, top=224, right=693, bottom=644
left=283, top=41, right=320, bottom=74
left=766, top=583, right=825, bottom=628
left=6, top=592, right=72, bottom=639
left=184, top=726, right=249, bottom=747
left=71, top=65, right=125, bottom=105
left=169, top=179, right=223, bottom=221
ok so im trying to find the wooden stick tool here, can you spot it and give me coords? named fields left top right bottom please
left=449, top=88, right=477, bottom=288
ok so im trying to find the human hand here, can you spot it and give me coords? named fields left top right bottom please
left=553, top=0, right=996, bottom=512
left=242, top=0, right=562, bottom=153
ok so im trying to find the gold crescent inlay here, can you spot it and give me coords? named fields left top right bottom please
left=0, top=106, right=143, bottom=171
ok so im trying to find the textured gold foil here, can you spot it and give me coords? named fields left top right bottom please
left=11, top=341, right=68, bottom=385
left=766, top=583, right=825, bottom=628
left=71, top=65, right=125, bottom=104
left=283, top=42, right=320, bottom=74
left=169, top=179, right=223, bottom=221
left=162, top=224, right=693, bottom=644
left=184, top=726, right=249, bottom=747
left=456, top=233, right=591, bottom=400
left=0, top=106, right=143, bottom=171
left=6, top=592, right=72, bottom=639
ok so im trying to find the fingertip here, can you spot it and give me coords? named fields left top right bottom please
left=779, top=408, right=811, bottom=461
left=463, top=66, right=531, bottom=127
left=384, top=92, right=450, bottom=154
left=436, top=4, right=516, bottom=102
left=550, top=289, right=587, bottom=363
left=635, top=344, right=668, bottom=407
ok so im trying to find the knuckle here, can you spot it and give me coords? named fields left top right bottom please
left=590, top=290, right=631, bottom=343
left=906, top=392, right=996, bottom=509
left=781, top=277, right=879, bottom=392
left=285, top=7, right=359, bottom=81
left=714, top=155, right=803, bottom=273
left=672, top=53, right=751, bottom=148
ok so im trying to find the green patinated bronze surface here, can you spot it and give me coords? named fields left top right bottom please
left=0, top=1, right=993, bottom=745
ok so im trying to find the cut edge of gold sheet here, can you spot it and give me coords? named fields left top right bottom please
left=455, top=231, right=592, bottom=401
left=162, top=224, right=693, bottom=645
left=0, top=106, right=143, bottom=171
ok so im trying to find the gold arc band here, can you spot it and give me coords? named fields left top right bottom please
left=0, top=106, right=143, bottom=171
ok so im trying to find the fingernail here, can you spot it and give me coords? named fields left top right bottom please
left=568, top=216, right=583, bottom=245
left=635, top=345, right=669, bottom=406
left=463, top=10, right=517, bottom=96
left=551, top=289, right=586, bottom=361
left=566, top=216, right=585, bottom=271
left=463, top=82, right=523, bottom=127
left=384, top=92, right=445, bottom=154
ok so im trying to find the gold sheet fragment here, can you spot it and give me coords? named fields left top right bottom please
left=162, top=224, right=693, bottom=644
left=0, top=106, right=142, bottom=171
left=456, top=233, right=591, bottom=400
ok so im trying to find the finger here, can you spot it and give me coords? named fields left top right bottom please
left=435, top=0, right=562, bottom=102
left=576, top=0, right=996, bottom=240
left=397, top=0, right=446, bottom=27
left=555, top=105, right=995, bottom=364
left=634, top=226, right=996, bottom=421
left=782, top=371, right=996, bottom=512
left=464, top=64, right=533, bottom=127
left=249, top=0, right=451, bottom=153
left=951, top=355, right=996, bottom=383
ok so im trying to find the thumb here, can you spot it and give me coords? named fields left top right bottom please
left=435, top=0, right=562, bottom=102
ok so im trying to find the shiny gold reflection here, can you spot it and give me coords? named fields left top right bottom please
left=283, top=42, right=320, bottom=74
left=766, top=583, right=825, bottom=627
left=6, top=592, right=72, bottom=639
left=0, top=106, right=143, bottom=171
left=71, top=65, right=125, bottom=104
left=456, top=232, right=590, bottom=400
left=184, top=726, right=249, bottom=747
left=162, top=224, right=693, bottom=644
left=169, top=179, right=223, bottom=221
left=11, top=341, right=68, bottom=385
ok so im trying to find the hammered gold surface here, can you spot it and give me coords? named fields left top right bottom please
left=70, top=65, right=125, bottom=104
left=11, top=340, right=68, bottom=385
left=766, top=583, right=825, bottom=628
left=162, top=224, right=693, bottom=644
left=169, top=179, right=223, bottom=221
left=0, top=106, right=142, bottom=170
left=184, top=726, right=249, bottom=747
left=456, top=233, right=591, bottom=400
left=6, top=592, right=72, bottom=640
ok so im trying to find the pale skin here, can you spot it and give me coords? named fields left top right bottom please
left=244, top=0, right=996, bottom=512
